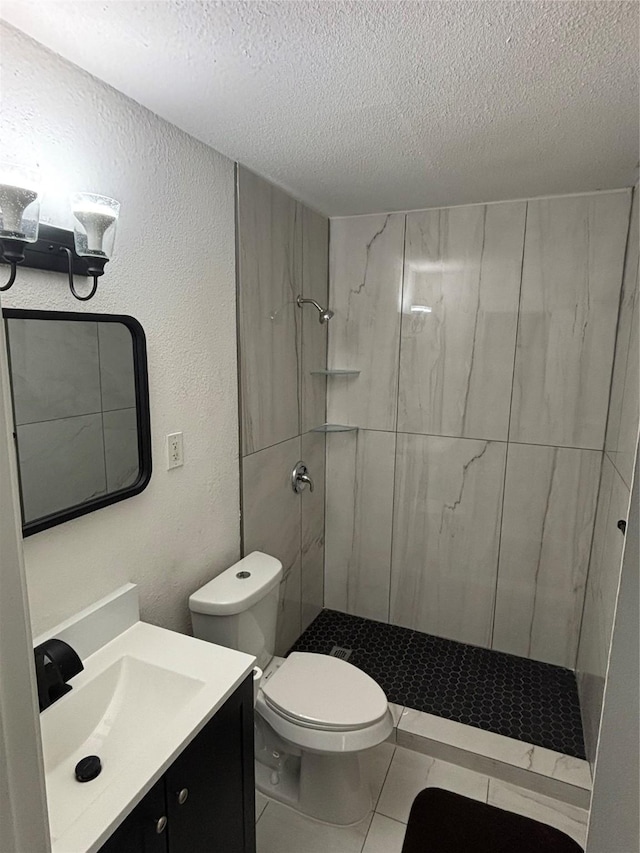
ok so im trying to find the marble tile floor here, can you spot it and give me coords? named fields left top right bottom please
left=255, top=743, right=589, bottom=853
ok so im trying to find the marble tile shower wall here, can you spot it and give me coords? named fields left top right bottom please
left=326, top=190, right=633, bottom=669
left=236, top=167, right=328, bottom=655
left=576, top=186, right=639, bottom=764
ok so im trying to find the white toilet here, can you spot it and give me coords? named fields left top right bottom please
left=189, top=551, right=393, bottom=825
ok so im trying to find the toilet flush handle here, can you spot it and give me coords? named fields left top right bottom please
left=291, top=461, right=314, bottom=494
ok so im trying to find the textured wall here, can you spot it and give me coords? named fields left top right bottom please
left=3, top=2, right=638, bottom=216
left=236, top=167, right=327, bottom=655
left=577, top=187, right=639, bottom=764
left=326, top=190, right=631, bottom=668
left=0, top=25, right=240, bottom=636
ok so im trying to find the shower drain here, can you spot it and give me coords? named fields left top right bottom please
left=329, top=645, right=353, bottom=662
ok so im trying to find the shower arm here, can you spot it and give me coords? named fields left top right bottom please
left=295, top=295, right=334, bottom=323
left=296, top=295, right=324, bottom=313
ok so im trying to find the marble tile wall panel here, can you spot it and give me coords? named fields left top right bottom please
left=493, top=444, right=601, bottom=668
left=398, top=202, right=525, bottom=440
left=17, top=413, right=106, bottom=522
left=301, top=206, right=329, bottom=432
left=510, top=191, right=630, bottom=448
left=327, top=213, right=405, bottom=430
left=237, top=166, right=302, bottom=454
left=98, top=322, right=136, bottom=412
left=576, top=456, right=630, bottom=763
left=103, top=408, right=140, bottom=492
left=325, top=429, right=396, bottom=622
left=300, top=430, right=325, bottom=632
left=606, top=187, right=639, bottom=488
left=390, top=434, right=506, bottom=646
left=237, top=172, right=329, bottom=653
left=6, top=318, right=101, bottom=425
left=242, top=436, right=302, bottom=655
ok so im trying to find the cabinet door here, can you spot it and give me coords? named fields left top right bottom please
left=98, top=778, right=167, bottom=853
left=165, top=675, right=255, bottom=853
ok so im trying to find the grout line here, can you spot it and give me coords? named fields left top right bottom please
left=241, top=431, right=303, bottom=459
left=371, top=813, right=407, bottom=827
left=321, top=216, right=329, bottom=614
left=359, top=811, right=376, bottom=853
left=387, top=213, right=408, bottom=624
left=361, top=425, right=604, bottom=454
left=574, top=186, right=636, bottom=674
left=298, top=208, right=304, bottom=638
left=597, top=186, right=635, bottom=457
left=605, top=448, right=633, bottom=491
left=372, top=744, right=397, bottom=814
left=234, top=163, right=246, bottom=558
left=489, top=201, right=528, bottom=649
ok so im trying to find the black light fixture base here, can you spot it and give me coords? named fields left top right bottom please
left=0, top=238, right=27, bottom=265
left=0, top=224, right=94, bottom=278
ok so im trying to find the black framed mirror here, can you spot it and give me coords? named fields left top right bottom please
left=3, top=309, right=152, bottom=536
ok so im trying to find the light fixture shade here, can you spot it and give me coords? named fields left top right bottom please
left=71, top=193, right=120, bottom=259
left=0, top=162, right=41, bottom=243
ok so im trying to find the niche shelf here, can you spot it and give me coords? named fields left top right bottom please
left=310, top=368, right=361, bottom=377
left=310, top=423, right=358, bottom=433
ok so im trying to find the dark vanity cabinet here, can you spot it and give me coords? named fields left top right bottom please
left=99, top=675, right=255, bottom=853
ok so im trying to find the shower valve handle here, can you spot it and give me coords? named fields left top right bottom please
left=292, top=461, right=314, bottom=493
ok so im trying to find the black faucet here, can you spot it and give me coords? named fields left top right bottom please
left=34, top=639, right=84, bottom=712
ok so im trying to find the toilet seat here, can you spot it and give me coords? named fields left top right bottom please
left=256, top=652, right=393, bottom=753
left=262, top=652, right=388, bottom=730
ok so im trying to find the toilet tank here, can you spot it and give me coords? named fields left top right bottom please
left=189, top=552, right=283, bottom=669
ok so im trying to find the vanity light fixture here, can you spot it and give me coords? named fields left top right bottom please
left=0, top=161, right=41, bottom=290
left=410, top=304, right=433, bottom=313
left=0, top=164, right=120, bottom=302
left=67, top=193, right=120, bottom=300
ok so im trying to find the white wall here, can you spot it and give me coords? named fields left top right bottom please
left=0, top=24, right=240, bottom=636
left=0, top=297, right=49, bottom=851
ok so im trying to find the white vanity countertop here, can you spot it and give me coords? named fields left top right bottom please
left=40, top=619, right=255, bottom=853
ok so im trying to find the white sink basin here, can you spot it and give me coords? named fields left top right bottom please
left=42, top=656, right=204, bottom=840
left=39, top=620, right=255, bottom=853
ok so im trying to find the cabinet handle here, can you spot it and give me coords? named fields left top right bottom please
left=155, top=816, right=168, bottom=834
left=177, top=788, right=189, bottom=805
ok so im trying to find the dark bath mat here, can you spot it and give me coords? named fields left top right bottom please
left=401, top=788, right=583, bottom=853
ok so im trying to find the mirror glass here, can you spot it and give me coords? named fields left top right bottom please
left=3, top=309, right=152, bottom=536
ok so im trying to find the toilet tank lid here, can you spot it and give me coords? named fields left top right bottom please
left=189, top=552, right=283, bottom=616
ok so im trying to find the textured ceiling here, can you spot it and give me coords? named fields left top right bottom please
left=2, top=1, right=638, bottom=215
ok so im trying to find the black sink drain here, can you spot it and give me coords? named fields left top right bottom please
left=75, top=755, right=102, bottom=782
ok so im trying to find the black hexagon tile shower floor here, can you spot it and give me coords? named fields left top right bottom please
left=289, top=609, right=586, bottom=760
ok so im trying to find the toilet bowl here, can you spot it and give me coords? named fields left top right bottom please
left=189, top=552, right=393, bottom=825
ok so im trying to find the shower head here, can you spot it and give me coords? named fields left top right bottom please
left=296, top=295, right=334, bottom=324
